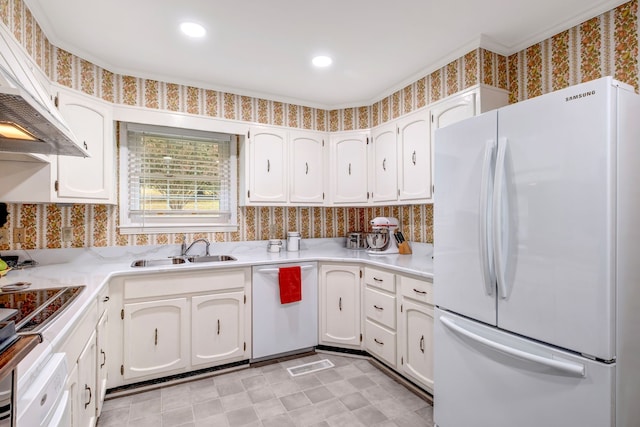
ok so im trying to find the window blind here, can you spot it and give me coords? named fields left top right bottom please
left=126, top=125, right=233, bottom=224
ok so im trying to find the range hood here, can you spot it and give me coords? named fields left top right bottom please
left=0, top=24, right=87, bottom=157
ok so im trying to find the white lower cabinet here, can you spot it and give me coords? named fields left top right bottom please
left=77, top=330, right=98, bottom=427
left=123, top=298, right=189, bottom=380
left=192, top=292, right=245, bottom=366
left=319, top=264, right=362, bottom=348
left=398, top=276, right=435, bottom=391
left=107, top=268, right=251, bottom=388
left=360, top=267, right=434, bottom=392
left=95, top=311, right=108, bottom=417
left=63, top=300, right=99, bottom=427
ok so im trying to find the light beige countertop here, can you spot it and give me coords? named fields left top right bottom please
left=0, top=238, right=433, bottom=391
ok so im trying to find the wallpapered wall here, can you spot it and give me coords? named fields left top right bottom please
left=0, top=0, right=637, bottom=251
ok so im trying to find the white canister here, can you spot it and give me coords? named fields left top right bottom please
left=287, top=231, right=301, bottom=251
left=267, top=239, right=282, bottom=253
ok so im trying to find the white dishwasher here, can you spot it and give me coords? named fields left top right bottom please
left=252, top=262, right=318, bottom=361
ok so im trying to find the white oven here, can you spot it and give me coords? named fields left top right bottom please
left=17, top=352, right=69, bottom=427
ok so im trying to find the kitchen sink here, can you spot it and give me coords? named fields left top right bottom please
left=187, top=255, right=237, bottom=263
left=130, top=257, right=188, bottom=267
left=131, top=255, right=236, bottom=267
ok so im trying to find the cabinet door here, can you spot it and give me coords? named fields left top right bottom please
left=430, top=91, right=476, bottom=136
left=319, top=264, right=361, bottom=347
left=77, top=329, right=97, bottom=427
left=370, top=124, right=398, bottom=202
left=66, top=362, right=80, bottom=427
left=397, top=110, right=431, bottom=201
left=56, top=88, right=114, bottom=202
left=191, top=292, right=245, bottom=366
left=289, top=130, right=326, bottom=204
left=247, top=126, right=287, bottom=203
left=95, top=311, right=108, bottom=417
left=123, top=298, right=189, bottom=380
left=399, top=298, right=434, bottom=391
left=330, top=133, right=369, bottom=204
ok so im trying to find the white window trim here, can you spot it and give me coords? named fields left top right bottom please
left=118, top=121, right=238, bottom=234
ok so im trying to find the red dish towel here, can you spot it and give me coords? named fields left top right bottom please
left=279, top=266, right=302, bottom=304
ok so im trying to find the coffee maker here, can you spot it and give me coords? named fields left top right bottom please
left=366, top=217, right=399, bottom=255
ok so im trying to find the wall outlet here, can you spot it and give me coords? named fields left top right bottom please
left=13, top=228, right=25, bottom=243
left=62, top=227, right=73, bottom=242
left=0, top=229, right=8, bottom=244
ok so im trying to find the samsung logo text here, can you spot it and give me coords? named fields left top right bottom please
left=566, top=90, right=596, bottom=102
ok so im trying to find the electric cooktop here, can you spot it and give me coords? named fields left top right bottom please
left=0, top=286, right=84, bottom=333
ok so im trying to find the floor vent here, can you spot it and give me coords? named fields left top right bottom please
left=287, top=359, right=335, bottom=377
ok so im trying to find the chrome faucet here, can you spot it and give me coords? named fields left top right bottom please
left=181, top=238, right=210, bottom=257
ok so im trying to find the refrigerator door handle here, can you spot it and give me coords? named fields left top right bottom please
left=440, top=316, right=586, bottom=377
left=479, top=139, right=496, bottom=296
left=493, top=137, right=509, bottom=299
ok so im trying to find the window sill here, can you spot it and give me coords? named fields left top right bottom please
left=118, top=224, right=238, bottom=234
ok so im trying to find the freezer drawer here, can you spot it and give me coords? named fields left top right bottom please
left=434, top=309, right=614, bottom=427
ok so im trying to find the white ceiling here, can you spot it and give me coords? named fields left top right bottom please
left=25, top=0, right=627, bottom=109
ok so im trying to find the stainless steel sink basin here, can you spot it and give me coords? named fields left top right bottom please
left=187, top=255, right=237, bottom=263
left=131, top=257, right=187, bottom=267
left=131, top=255, right=236, bottom=267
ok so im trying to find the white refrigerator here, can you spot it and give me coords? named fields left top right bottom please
left=433, top=77, right=640, bottom=427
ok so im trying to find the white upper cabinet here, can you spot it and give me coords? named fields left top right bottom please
left=55, top=86, right=115, bottom=203
left=240, top=126, right=327, bottom=205
left=329, top=131, right=369, bottom=205
left=289, top=130, right=326, bottom=204
left=370, top=123, right=398, bottom=203
left=244, top=126, right=288, bottom=203
left=397, top=109, right=431, bottom=201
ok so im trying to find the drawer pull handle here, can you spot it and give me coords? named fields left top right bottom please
left=339, top=297, right=342, bottom=311
left=373, top=277, right=383, bottom=282
left=373, top=305, right=383, bottom=310
left=155, top=328, right=158, bottom=346
left=103, top=296, right=110, bottom=302
left=100, top=349, right=106, bottom=368
left=305, top=162, right=309, bottom=175
left=217, top=319, right=220, bottom=335
left=413, top=288, right=427, bottom=295
left=412, top=150, right=417, bottom=165
left=84, top=385, right=92, bottom=408
left=348, top=163, right=352, bottom=175
left=420, top=335, right=425, bottom=353
left=374, top=338, right=384, bottom=345
left=382, top=158, right=386, bottom=171
left=267, top=159, right=270, bottom=172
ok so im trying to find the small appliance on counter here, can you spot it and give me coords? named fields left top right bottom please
left=345, top=232, right=368, bottom=250
left=366, top=217, right=400, bottom=255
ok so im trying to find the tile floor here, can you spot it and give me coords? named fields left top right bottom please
left=97, top=352, right=434, bottom=427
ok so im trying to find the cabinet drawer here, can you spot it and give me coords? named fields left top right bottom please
left=364, top=267, right=395, bottom=292
left=364, top=287, right=396, bottom=329
left=364, top=320, right=396, bottom=367
left=400, top=276, right=433, bottom=305
left=124, top=269, right=247, bottom=300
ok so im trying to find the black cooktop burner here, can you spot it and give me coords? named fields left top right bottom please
left=0, top=286, right=84, bottom=333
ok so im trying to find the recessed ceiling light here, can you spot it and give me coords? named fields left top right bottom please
left=180, top=22, right=206, bottom=38
left=312, top=56, right=332, bottom=67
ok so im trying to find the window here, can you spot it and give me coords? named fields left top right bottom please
left=119, top=122, right=237, bottom=233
